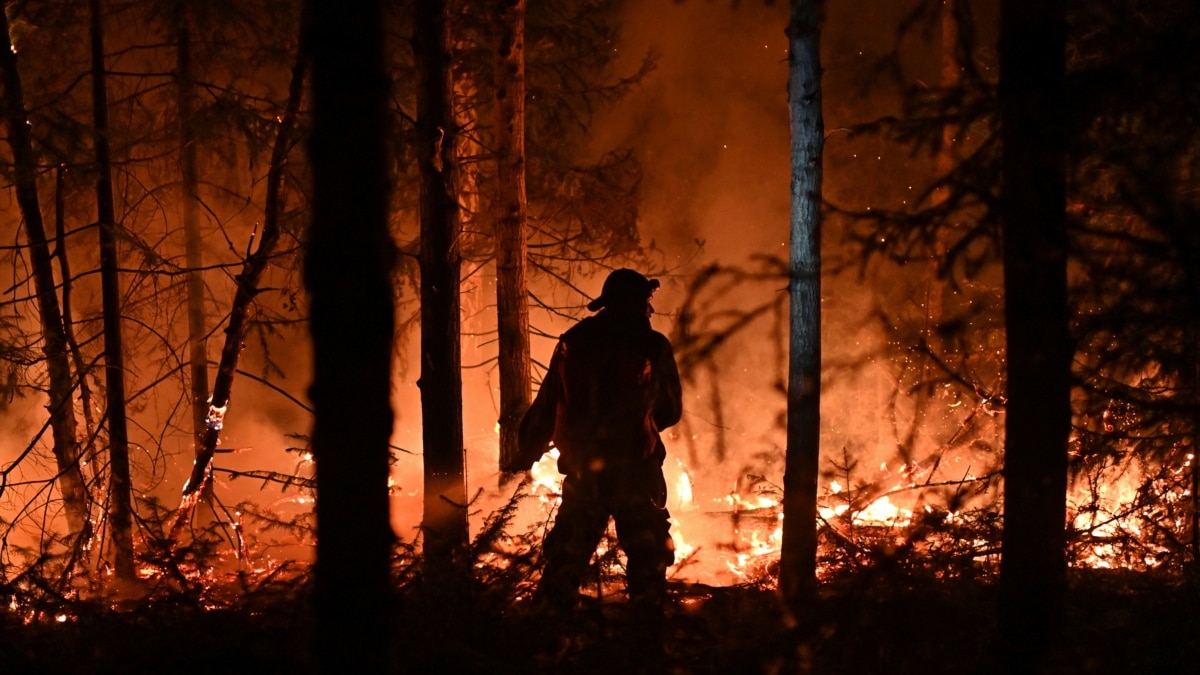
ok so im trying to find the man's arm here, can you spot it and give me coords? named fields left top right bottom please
left=508, top=343, right=563, bottom=472
left=652, top=335, right=683, bottom=430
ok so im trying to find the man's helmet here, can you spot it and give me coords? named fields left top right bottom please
left=587, top=268, right=660, bottom=312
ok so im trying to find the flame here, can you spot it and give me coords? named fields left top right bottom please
left=529, top=447, right=565, bottom=503
left=205, top=402, right=228, bottom=432
left=675, top=465, right=694, bottom=508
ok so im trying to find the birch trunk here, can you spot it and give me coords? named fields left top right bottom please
left=779, top=0, right=824, bottom=630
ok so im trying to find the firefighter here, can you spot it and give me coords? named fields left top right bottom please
left=507, top=268, right=683, bottom=616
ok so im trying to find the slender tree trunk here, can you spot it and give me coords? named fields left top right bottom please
left=176, top=1, right=212, bottom=486
left=493, top=0, right=532, bottom=476
left=415, top=0, right=469, bottom=566
left=171, top=16, right=309, bottom=537
left=927, top=0, right=961, bottom=333
left=908, top=0, right=963, bottom=460
left=779, top=0, right=824, bottom=632
left=55, top=166, right=97, bottom=449
left=89, top=0, right=134, bottom=580
left=933, top=0, right=961, bottom=213
left=0, top=7, right=90, bottom=539
left=997, top=0, right=1070, bottom=670
left=306, top=0, right=393, bottom=670
left=1188, top=320, right=1200, bottom=563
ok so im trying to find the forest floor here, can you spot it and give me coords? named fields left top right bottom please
left=4, top=568, right=1198, bottom=674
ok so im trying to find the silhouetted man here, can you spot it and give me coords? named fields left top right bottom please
left=508, top=268, right=683, bottom=617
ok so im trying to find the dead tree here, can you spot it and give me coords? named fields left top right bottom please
left=0, top=6, right=91, bottom=540
left=171, top=15, right=308, bottom=539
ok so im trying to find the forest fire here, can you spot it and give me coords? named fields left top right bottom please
left=1, top=0, right=1198, bottom=671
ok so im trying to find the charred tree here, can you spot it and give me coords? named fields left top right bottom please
left=175, top=0, right=212, bottom=488
left=493, top=0, right=532, bottom=478
left=415, top=0, right=469, bottom=566
left=89, top=0, right=134, bottom=580
left=171, top=11, right=309, bottom=537
left=0, top=6, right=91, bottom=539
left=779, top=0, right=824, bottom=629
left=997, top=0, right=1070, bottom=669
left=306, top=0, right=394, bottom=670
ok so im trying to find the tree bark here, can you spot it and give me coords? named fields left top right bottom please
left=779, top=0, right=824, bottom=630
left=172, top=11, right=309, bottom=537
left=493, top=0, right=532, bottom=477
left=176, top=0, right=212, bottom=486
left=306, top=0, right=394, bottom=670
left=0, top=6, right=91, bottom=539
left=89, top=0, right=135, bottom=580
left=997, top=0, right=1070, bottom=670
left=415, top=0, right=469, bottom=566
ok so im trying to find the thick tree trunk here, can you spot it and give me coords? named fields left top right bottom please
left=90, top=0, right=135, bottom=580
left=0, top=7, right=90, bottom=539
left=172, top=18, right=308, bottom=537
left=997, top=0, right=1070, bottom=670
left=176, top=2, right=212, bottom=482
left=306, top=0, right=394, bottom=670
left=493, top=0, right=532, bottom=476
left=779, top=0, right=824, bottom=630
left=415, top=0, right=469, bottom=566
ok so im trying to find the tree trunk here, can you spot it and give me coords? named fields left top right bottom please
left=55, top=166, right=97, bottom=449
left=908, top=0, right=963, bottom=460
left=1189, top=320, right=1200, bottom=563
left=493, top=0, right=532, bottom=477
left=997, top=0, right=1070, bottom=670
left=171, top=13, right=309, bottom=537
left=176, top=1, right=212, bottom=488
left=415, top=0, right=469, bottom=566
left=0, top=7, right=91, bottom=539
left=306, top=0, right=394, bottom=670
left=89, top=0, right=135, bottom=580
left=779, top=0, right=824, bottom=631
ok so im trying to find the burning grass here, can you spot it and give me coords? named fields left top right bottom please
left=4, top=466, right=1200, bottom=673
left=4, top=557, right=1199, bottom=673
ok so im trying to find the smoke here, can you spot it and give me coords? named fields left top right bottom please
left=0, top=0, right=995, bottom=585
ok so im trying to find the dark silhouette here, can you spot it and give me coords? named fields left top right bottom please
left=415, top=0, right=469, bottom=566
left=512, top=268, right=683, bottom=618
left=306, top=0, right=395, bottom=670
left=997, top=0, right=1071, bottom=670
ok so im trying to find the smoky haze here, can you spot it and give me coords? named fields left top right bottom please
left=0, top=0, right=997, bottom=586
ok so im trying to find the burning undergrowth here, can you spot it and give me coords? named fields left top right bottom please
left=3, top=467, right=1199, bottom=674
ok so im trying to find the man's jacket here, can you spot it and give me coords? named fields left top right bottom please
left=512, top=308, right=682, bottom=474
